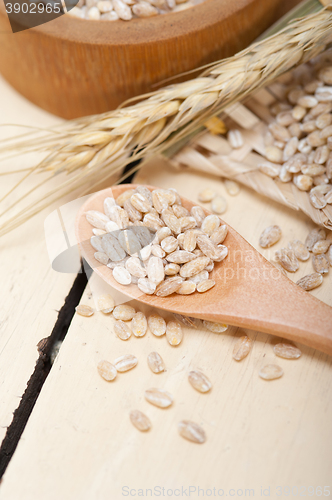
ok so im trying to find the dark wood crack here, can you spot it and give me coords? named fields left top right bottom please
left=0, top=269, right=88, bottom=479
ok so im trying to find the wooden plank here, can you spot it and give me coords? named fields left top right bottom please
left=0, top=75, right=78, bottom=445
left=1, top=159, right=331, bottom=498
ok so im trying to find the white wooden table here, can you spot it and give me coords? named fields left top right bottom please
left=0, top=74, right=331, bottom=500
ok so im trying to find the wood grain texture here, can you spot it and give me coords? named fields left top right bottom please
left=0, top=75, right=76, bottom=444
left=0, top=158, right=331, bottom=500
left=76, top=183, right=332, bottom=355
left=0, top=0, right=301, bottom=118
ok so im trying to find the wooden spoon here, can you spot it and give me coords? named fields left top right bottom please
left=76, top=184, right=332, bottom=356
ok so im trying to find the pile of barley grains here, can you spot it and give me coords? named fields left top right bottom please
left=68, top=0, right=206, bottom=21
left=86, top=186, right=229, bottom=297
left=259, top=62, right=332, bottom=208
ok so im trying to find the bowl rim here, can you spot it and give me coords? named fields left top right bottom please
left=0, top=0, right=252, bottom=44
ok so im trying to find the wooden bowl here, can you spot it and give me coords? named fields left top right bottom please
left=0, top=0, right=301, bottom=119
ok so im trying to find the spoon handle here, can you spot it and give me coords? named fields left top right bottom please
left=199, top=269, right=332, bottom=355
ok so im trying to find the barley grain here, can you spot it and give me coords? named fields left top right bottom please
left=129, top=410, right=151, bottom=432
left=203, top=320, right=228, bottom=333
left=114, top=354, right=137, bottom=372
left=94, top=251, right=109, bottom=265
left=131, top=311, right=148, bottom=337
left=86, top=210, right=110, bottom=230
left=178, top=420, right=206, bottom=444
left=176, top=280, right=196, bottom=294
left=137, top=278, right=156, bottom=295
left=97, top=360, right=117, bottom=381
left=201, top=214, right=220, bottom=236
left=305, top=227, right=326, bottom=251
left=76, top=304, right=94, bottom=317
left=288, top=240, right=310, bottom=261
left=296, top=272, right=323, bottom=291
left=233, top=335, right=252, bottom=361
left=116, top=189, right=135, bottom=207
left=224, top=179, right=240, bottom=196
left=102, top=233, right=127, bottom=261
left=273, top=343, right=301, bottom=359
left=197, top=279, right=215, bottom=293
left=275, top=248, right=299, bottom=272
left=90, top=235, right=104, bottom=253
left=145, top=388, right=173, bottom=408
left=114, top=320, right=132, bottom=340
left=190, top=206, right=206, bottom=226
left=312, top=239, right=330, bottom=254
left=188, top=370, right=211, bottom=393
left=161, top=236, right=178, bottom=253
left=198, top=188, right=216, bottom=203
left=210, top=224, right=228, bottom=245
left=155, top=276, right=184, bottom=296
left=148, top=314, right=166, bottom=336
left=312, top=253, right=329, bottom=274
left=93, top=228, right=106, bottom=236
left=97, top=294, right=115, bottom=313
left=126, top=256, right=147, bottom=277
left=147, top=351, right=165, bottom=373
left=259, top=364, right=284, bottom=380
left=211, top=195, right=227, bottom=214
left=166, top=250, right=196, bottom=264
left=259, top=225, right=282, bottom=248
left=113, top=266, right=132, bottom=285
left=147, top=256, right=165, bottom=283
left=180, top=256, right=210, bottom=278
left=166, top=321, right=183, bottom=346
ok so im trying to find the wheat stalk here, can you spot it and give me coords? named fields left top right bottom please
left=0, top=4, right=332, bottom=236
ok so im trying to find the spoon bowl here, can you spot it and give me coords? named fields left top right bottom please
left=76, top=184, right=332, bottom=355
